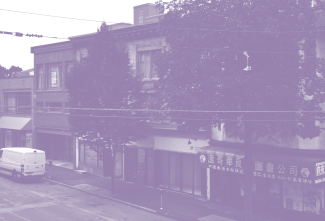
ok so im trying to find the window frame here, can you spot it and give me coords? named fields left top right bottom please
left=46, top=64, right=62, bottom=89
left=137, top=49, right=160, bottom=79
left=37, top=65, right=44, bottom=90
left=36, top=102, right=44, bottom=113
left=45, top=102, right=63, bottom=113
left=4, top=92, right=31, bottom=114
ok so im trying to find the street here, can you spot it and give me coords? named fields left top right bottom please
left=0, top=174, right=177, bottom=221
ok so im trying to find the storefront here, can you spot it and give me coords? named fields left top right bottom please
left=36, top=132, right=73, bottom=163
left=198, top=146, right=325, bottom=219
left=0, top=116, right=32, bottom=148
left=78, top=140, right=123, bottom=177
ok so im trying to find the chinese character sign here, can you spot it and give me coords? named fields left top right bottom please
left=316, top=162, right=325, bottom=177
left=255, top=161, right=263, bottom=171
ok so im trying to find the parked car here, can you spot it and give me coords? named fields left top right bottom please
left=0, top=147, right=46, bottom=181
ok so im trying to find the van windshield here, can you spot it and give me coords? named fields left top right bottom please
left=24, top=153, right=46, bottom=164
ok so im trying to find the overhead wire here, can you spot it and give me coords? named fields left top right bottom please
left=0, top=8, right=119, bottom=24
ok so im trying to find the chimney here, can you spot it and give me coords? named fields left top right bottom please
left=133, top=3, right=163, bottom=25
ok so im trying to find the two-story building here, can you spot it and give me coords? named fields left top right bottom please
left=0, top=69, right=34, bottom=148
left=31, top=41, right=75, bottom=165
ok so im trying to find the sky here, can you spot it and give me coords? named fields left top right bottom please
left=0, top=0, right=158, bottom=71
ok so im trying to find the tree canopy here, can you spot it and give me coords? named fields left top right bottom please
left=153, top=0, right=325, bottom=141
left=66, top=22, right=147, bottom=156
left=0, top=65, right=22, bottom=78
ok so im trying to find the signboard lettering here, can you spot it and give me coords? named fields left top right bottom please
left=289, top=166, right=297, bottom=176
left=216, top=155, right=223, bottom=165
left=255, top=161, right=263, bottom=171
left=278, top=164, right=285, bottom=174
left=236, top=158, right=242, bottom=168
left=226, top=156, right=233, bottom=166
left=266, top=163, right=274, bottom=173
left=208, top=154, right=214, bottom=164
left=316, top=162, right=325, bottom=177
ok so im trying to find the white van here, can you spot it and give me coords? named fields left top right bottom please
left=0, top=147, right=46, bottom=181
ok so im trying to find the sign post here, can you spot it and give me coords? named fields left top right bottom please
left=158, top=185, right=164, bottom=210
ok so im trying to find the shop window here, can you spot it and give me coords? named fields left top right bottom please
left=146, top=149, right=154, bottom=186
left=45, top=102, right=62, bottom=112
left=79, top=142, right=85, bottom=164
left=182, top=154, right=193, bottom=194
left=138, top=50, right=160, bottom=79
left=4, top=92, right=31, bottom=114
left=37, top=65, right=44, bottom=89
left=115, top=152, right=123, bottom=178
left=137, top=149, right=145, bottom=175
left=46, top=65, right=62, bottom=88
left=194, top=156, right=202, bottom=195
left=170, top=153, right=181, bottom=191
left=85, top=144, right=97, bottom=166
left=161, top=151, right=169, bottom=188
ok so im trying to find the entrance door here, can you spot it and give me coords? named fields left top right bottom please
left=211, top=170, right=244, bottom=208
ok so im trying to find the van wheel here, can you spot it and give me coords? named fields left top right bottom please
left=12, top=171, right=21, bottom=182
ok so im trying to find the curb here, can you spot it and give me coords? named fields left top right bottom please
left=42, top=178, right=156, bottom=214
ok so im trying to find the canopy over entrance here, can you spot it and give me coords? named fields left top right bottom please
left=0, top=116, right=31, bottom=130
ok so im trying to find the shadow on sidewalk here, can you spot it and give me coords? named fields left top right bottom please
left=46, top=165, right=323, bottom=221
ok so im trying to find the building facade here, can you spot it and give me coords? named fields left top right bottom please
left=31, top=41, right=76, bottom=165
left=0, top=69, right=34, bottom=149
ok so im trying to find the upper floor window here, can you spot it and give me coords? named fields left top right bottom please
left=138, top=50, right=160, bottom=79
left=4, top=92, right=31, bottom=114
left=45, top=102, right=62, bottom=112
left=37, top=65, right=44, bottom=89
left=36, top=102, right=43, bottom=112
left=47, top=65, right=62, bottom=89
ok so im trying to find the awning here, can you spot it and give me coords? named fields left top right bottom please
left=198, top=146, right=245, bottom=174
left=0, top=116, right=31, bottom=130
left=198, top=146, right=325, bottom=185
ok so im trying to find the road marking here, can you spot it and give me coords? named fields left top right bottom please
left=0, top=202, right=55, bottom=214
left=27, top=190, right=48, bottom=198
left=65, top=203, right=118, bottom=221
left=9, top=212, right=31, bottom=221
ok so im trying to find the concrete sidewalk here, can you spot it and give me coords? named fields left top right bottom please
left=43, top=164, right=309, bottom=221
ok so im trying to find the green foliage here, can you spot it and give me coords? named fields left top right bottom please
left=0, top=65, right=22, bottom=78
left=66, top=22, right=147, bottom=158
left=153, top=0, right=325, bottom=140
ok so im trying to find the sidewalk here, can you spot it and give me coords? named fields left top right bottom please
left=43, top=164, right=310, bottom=221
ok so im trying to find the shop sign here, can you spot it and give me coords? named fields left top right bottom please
left=316, top=162, right=325, bottom=177
left=207, top=154, right=244, bottom=174
left=253, top=161, right=314, bottom=184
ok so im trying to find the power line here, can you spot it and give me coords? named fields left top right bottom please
left=1, top=8, right=322, bottom=34
left=4, top=105, right=325, bottom=113
left=0, top=8, right=118, bottom=24
left=0, top=30, right=69, bottom=40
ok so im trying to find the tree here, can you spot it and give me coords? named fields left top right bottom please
left=153, top=0, right=325, bottom=220
left=66, top=22, right=147, bottom=194
left=0, top=65, right=23, bottom=78
left=0, top=65, right=7, bottom=78
left=8, top=66, right=23, bottom=75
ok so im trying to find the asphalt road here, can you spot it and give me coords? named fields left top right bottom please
left=0, top=174, right=177, bottom=221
